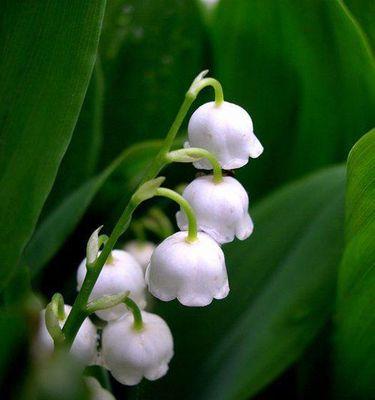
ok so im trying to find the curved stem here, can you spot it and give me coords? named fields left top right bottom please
left=167, top=148, right=223, bottom=183
left=155, top=188, right=198, bottom=242
left=86, top=292, right=143, bottom=330
left=155, top=95, right=196, bottom=162
left=188, top=77, right=224, bottom=106
left=123, top=298, right=143, bottom=331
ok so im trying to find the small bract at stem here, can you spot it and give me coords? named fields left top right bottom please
left=51, top=292, right=65, bottom=320
left=155, top=188, right=198, bottom=243
left=167, top=148, right=223, bottom=183
left=45, top=301, right=65, bottom=346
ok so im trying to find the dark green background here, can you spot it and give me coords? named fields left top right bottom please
left=0, top=1, right=374, bottom=399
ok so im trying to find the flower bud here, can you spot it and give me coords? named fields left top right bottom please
left=85, top=377, right=116, bottom=400
left=145, top=231, right=229, bottom=306
left=123, top=241, right=155, bottom=273
left=176, top=175, right=253, bottom=244
left=101, top=311, right=173, bottom=386
left=77, top=250, right=146, bottom=321
left=33, top=305, right=97, bottom=365
left=186, top=101, right=263, bottom=169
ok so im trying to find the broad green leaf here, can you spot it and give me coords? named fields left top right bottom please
left=24, top=141, right=162, bottom=277
left=345, top=0, right=375, bottom=52
left=42, top=62, right=105, bottom=217
left=99, top=0, right=206, bottom=167
left=135, top=166, right=345, bottom=399
left=211, top=0, right=375, bottom=197
left=0, top=1, right=106, bottom=288
left=334, top=129, right=375, bottom=398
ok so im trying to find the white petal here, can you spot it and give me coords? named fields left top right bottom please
left=236, top=213, right=254, bottom=240
left=187, top=101, right=263, bottom=170
left=33, top=305, right=97, bottom=365
left=77, top=250, right=147, bottom=321
left=146, top=231, right=229, bottom=306
left=123, top=241, right=155, bottom=272
left=177, top=176, right=253, bottom=244
left=101, top=312, right=173, bottom=386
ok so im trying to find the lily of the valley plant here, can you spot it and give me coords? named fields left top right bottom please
left=33, top=71, right=263, bottom=388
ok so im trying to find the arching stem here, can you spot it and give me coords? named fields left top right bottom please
left=123, top=297, right=143, bottom=331
left=167, top=148, right=223, bottom=183
left=86, top=292, right=143, bottom=331
left=155, top=188, right=198, bottom=242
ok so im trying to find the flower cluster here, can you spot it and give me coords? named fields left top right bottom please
left=34, top=72, right=262, bottom=394
left=146, top=100, right=262, bottom=306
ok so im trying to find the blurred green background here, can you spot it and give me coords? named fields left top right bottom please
left=0, top=0, right=374, bottom=399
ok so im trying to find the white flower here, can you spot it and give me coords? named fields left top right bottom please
left=176, top=175, right=253, bottom=244
left=85, top=377, right=116, bottom=400
left=145, top=231, right=229, bottom=306
left=77, top=250, right=146, bottom=321
left=186, top=101, right=263, bottom=170
left=101, top=311, right=174, bottom=386
left=33, top=305, right=97, bottom=365
left=123, top=241, right=155, bottom=273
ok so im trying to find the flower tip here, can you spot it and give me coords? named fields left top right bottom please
left=248, top=133, right=264, bottom=158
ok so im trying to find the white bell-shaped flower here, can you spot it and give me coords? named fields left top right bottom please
left=85, top=377, right=116, bottom=400
left=145, top=231, right=229, bottom=306
left=33, top=305, right=97, bottom=365
left=123, top=241, right=155, bottom=273
left=101, top=311, right=174, bottom=386
left=186, top=101, right=263, bottom=170
left=77, top=250, right=146, bottom=321
left=176, top=175, right=253, bottom=244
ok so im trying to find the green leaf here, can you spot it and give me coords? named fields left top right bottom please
left=334, top=128, right=375, bottom=398
left=42, top=61, right=105, bottom=216
left=24, top=141, right=162, bottom=277
left=135, top=166, right=345, bottom=399
left=0, top=1, right=106, bottom=289
left=99, top=0, right=206, bottom=167
left=211, top=0, right=375, bottom=196
left=345, top=0, right=375, bottom=52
